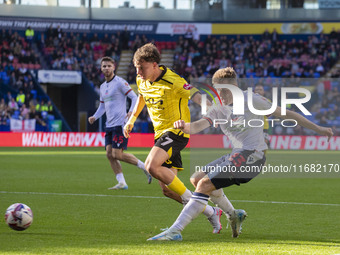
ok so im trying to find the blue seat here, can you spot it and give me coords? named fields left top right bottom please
left=47, top=115, right=55, bottom=121
left=329, top=104, right=336, bottom=109
left=31, top=90, right=37, bottom=99
left=13, top=110, right=21, bottom=119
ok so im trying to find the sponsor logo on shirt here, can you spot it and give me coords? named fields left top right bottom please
left=183, top=83, right=193, bottom=90
left=246, top=156, right=255, bottom=164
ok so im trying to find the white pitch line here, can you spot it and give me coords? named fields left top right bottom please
left=0, top=191, right=165, bottom=200
left=1, top=191, right=339, bottom=207
left=230, top=199, right=340, bottom=207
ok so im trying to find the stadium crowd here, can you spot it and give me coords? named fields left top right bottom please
left=0, top=27, right=339, bottom=135
left=0, top=29, right=53, bottom=131
left=172, top=29, right=340, bottom=135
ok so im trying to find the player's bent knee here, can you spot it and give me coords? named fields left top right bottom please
left=196, top=177, right=214, bottom=194
left=111, top=150, right=123, bottom=160
left=106, top=152, right=113, bottom=160
left=145, top=160, right=151, bottom=172
left=190, top=177, right=199, bottom=187
left=190, top=171, right=205, bottom=187
left=145, top=161, right=160, bottom=177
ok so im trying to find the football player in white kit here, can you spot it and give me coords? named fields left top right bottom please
left=89, top=56, right=152, bottom=190
left=148, top=67, right=333, bottom=241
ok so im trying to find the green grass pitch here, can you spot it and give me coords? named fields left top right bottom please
left=0, top=147, right=339, bottom=255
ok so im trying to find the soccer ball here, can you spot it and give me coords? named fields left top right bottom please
left=5, top=203, right=33, bottom=231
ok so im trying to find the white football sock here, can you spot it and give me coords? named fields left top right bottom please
left=202, top=204, right=215, bottom=218
left=210, top=189, right=234, bottom=218
left=181, top=189, right=214, bottom=217
left=116, top=173, right=127, bottom=185
left=171, top=192, right=209, bottom=232
left=180, top=189, right=193, bottom=205
left=137, top=160, right=146, bottom=171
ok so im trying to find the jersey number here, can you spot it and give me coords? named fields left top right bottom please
left=230, top=153, right=246, bottom=167
left=113, top=135, right=124, bottom=144
left=161, top=137, right=173, bottom=146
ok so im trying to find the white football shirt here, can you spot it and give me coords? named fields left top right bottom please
left=93, top=75, right=137, bottom=128
left=204, top=91, right=272, bottom=151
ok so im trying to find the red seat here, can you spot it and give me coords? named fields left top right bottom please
left=166, top=42, right=173, bottom=49
left=160, top=42, right=166, bottom=50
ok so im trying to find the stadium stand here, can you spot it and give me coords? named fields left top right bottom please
left=1, top=7, right=340, bottom=135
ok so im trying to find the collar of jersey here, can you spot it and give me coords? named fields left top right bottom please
left=105, top=75, right=116, bottom=84
left=151, top=65, right=167, bottom=83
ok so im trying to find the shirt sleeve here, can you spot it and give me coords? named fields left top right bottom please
left=93, top=102, right=105, bottom=120
left=173, top=77, right=191, bottom=99
left=119, top=78, right=137, bottom=112
left=93, top=86, right=105, bottom=120
left=119, top=78, right=134, bottom=96
left=202, top=105, right=219, bottom=127
left=127, top=90, right=137, bottom=112
left=190, top=87, right=200, bottom=100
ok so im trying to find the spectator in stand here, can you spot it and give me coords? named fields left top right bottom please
left=20, top=104, right=30, bottom=119
left=271, top=28, right=279, bottom=43
left=192, top=27, right=200, bottom=42
left=6, top=92, right=13, bottom=103
left=35, top=99, right=42, bottom=112
left=126, top=65, right=136, bottom=84
left=29, top=107, right=46, bottom=127
left=46, top=100, right=54, bottom=115
left=16, top=89, right=25, bottom=107
left=120, top=26, right=130, bottom=50
left=0, top=109, right=10, bottom=126
left=25, top=26, right=34, bottom=45
left=8, top=98, right=18, bottom=115
left=55, top=25, right=63, bottom=39
left=184, top=27, right=193, bottom=46
left=0, top=98, right=7, bottom=113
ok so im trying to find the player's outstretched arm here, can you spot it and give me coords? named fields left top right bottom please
left=124, top=94, right=145, bottom=138
left=273, top=107, right=334, bottom=141
left=191, top=93, right=212, bottom=106
left=174, top=118, right=211, bottom=134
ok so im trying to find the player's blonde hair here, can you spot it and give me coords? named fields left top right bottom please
left=133, top=43, right=161, bottom=64
left=212, top=67, right=238, bottom=86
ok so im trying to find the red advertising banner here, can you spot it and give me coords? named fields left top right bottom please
left=0, top=132, right=154, bottom=147
left=0, top=132, right=339, bottom=150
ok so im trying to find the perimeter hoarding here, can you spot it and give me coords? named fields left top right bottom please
left=0, top=132, right=339, bottom=150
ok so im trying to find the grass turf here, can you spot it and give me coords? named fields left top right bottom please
left=0, top=147, right=339, bottom=254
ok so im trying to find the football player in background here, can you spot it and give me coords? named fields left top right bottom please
left=148, top=67, right=333, bottom=241
left=89, top=56, right=152, bottom=190
left=124, top=43, right=223, bottom=234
